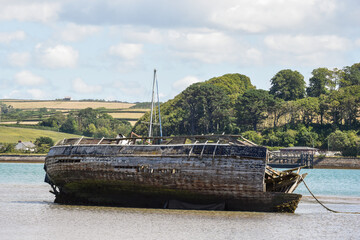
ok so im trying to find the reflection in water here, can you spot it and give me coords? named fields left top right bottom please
left=1, top=184, right=360, bottom=240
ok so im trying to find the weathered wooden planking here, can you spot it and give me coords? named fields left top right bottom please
left=46, top=144, right=267, bottom=198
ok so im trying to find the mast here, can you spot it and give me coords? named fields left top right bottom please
left=148, top=69, right=163, bottom=138
left=149, top=69, right=156, bottom=137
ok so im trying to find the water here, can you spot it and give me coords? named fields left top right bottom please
left=0, top=163, right=360, bottom=239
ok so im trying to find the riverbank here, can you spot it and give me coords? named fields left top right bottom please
left=0, top=154, right=45, bottom=163
left=313, top=156, right=360, bottom=169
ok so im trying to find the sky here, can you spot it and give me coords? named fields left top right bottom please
left=0, top=0, right=359, bottom=102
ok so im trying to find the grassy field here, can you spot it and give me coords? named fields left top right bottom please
left=1, top=100, right=135, bottom=110
left=0, top=126, right=81, bottom=144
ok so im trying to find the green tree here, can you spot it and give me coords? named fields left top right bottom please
left=295, top=97, right=319, bottom=126
left=180, top=83, right=230, bottom=134
left=84, top=123, right=97, bottom=137
left=328, top=130, right=359, bottom=156
left=59, top=116, right=78, bottom=133
left=35, top=137, right=54, bottom=147
left=295, top=126, right=318, bottom=147
left=306, top=68, right=335, bottom=97
left=270, top=69, right=305, bottom=101
left=279, top=129, right=297, bottom=147
left=39, top=111, right=66, bottom=128
left=35, top=137, right=54, bottom=153
left=235, top=89, right=274, bottom=131
left=0, top=143, right=15, bottom=153
left=207, top=73, right=255, bottom=105
left=339, top=63, right=360, bottom=88
left=241, top=131, right=263, bottom=145
left=327, top=86, right=360, bottom=126
left=268, top=98, right=286, bottom=128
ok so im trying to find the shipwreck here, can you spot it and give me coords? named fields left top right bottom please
left=44, top=134, right=307, bottom=213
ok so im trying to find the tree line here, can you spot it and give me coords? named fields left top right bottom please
left=39, top=108, right=132, bottom=138
left=133, top=63, right=360, bottom=156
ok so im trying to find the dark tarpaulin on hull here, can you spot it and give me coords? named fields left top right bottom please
left=165, top=200, right=226, bottom=210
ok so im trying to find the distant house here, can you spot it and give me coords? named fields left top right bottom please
left=15, top=141, right=36, bottom=152
left=63, top=97, right=71, bottom=101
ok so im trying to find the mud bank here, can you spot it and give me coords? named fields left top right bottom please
left=0, top=155, right=45, bottom=163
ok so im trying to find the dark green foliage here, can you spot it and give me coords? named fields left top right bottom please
left=207, top=73, right=255, bottom=105
left=328, top=130, right=359, bottom=156
left=241, top=131, right=263, bottom=145
left=339, top=63, right=360, bottom=88
left=35, top=137, right=54, bottom=153
left=0, top=143, right=15, bottom=153
left=180, top=83, right=231, bottom=135
left=326, top=86, right=360, bottom=126
left=235, top=89, right=274, bottom=131
left=307, top=68, right=336, bottom=97
left=39, top=112, right=66, bottom=128
left=295, top=126, right=318, bottom=147
left=35, top=137, right=54, bottom=147
left=59, top=116, right=78, bottom=134
left=0, top=102, right=14, bottom=115
left=270, top=69, right=305, bottom=101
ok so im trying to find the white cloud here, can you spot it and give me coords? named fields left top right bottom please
left=59, top=23, right=100, bottom=42
left=245, top=48, right=263, bottom=65
left=168, top=29, right=238, bottom=64
left=264, top=34, right=350, bottom=54
left=72, top=78, right=102, bottom=94
left=0, top=1, right=60, bottom=22
left=109, top=43, right=143, bottom=60
left=263, top=34, right=351, bottom=66
left=37, top=44, right=79, bottom=68
left=210, top=0, right=337, bottom=33
left=14, top=71, right=46, bottom=85
left=8, top=52, right=30, bottom=67
left=0, top=31, right=26, bottom=44
left=167, top=29, right=262, bottom=65
left=120, top=28, right=163, bottom=44
left=172, top=76, right=201, bottom=91
left=27, top=89, right=47, bottom=99
left=356, top=39, right=360, bottom=47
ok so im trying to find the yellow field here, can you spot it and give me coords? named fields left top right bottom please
left=0, top=126, right=81, bottom=143
left=0, top=121, right=40, bottom=125
left=128, top=121, right=138, bottom=126
left=118, top=108, right=150, bottom=112
left=109, top=112, right=146, bottom=119
left=1, top=100, right=135, bottom=110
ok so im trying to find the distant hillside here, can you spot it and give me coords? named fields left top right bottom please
left=133, top=73, right=255, bottom=136
left=0, top=126, right=81, bottom=144
left=0, top=100, right=135, bottom=110
left=0, top=100, right=148, bottom=125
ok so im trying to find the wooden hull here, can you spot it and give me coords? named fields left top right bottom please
left=52, top=179, right=301, bottom=213
left=44, top=144, right=301, bottom=213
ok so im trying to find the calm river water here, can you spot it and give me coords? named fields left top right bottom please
left=0, top=163, right=359, bottom=240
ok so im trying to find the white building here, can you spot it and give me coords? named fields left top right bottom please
left=14, top=141, right=36, bottom=152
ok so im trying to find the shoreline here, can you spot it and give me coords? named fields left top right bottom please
left=0, top=155, right=45, bottom=163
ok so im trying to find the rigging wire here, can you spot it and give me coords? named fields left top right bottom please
left=301, top=176, right=360, bottom=214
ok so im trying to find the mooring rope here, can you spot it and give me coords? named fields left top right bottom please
left=301, top=176, right=360, bottom=214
